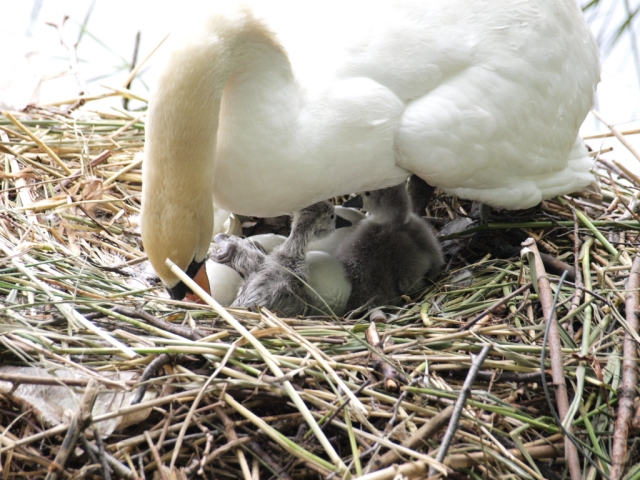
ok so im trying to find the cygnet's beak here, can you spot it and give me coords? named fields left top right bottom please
left=342, top=194, right=363, bottom=209
left=335, top=215, right=352, bottom=229
left=184, top=262, right=211, bottom=304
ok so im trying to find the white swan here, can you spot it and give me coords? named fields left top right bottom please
left=141, top=0, right=599, bottom=292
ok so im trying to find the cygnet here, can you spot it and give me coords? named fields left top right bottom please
left=211, top=233, right=267, bottom=278
left=336, top=183, right=443, bottom=311
left=232, top=201, right=346, bottom=316
left=308, top=206, right=365, bottom=255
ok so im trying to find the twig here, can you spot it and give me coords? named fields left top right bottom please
left=184, top=436, right=254, bottom=476
left=358, top=444, right=565, bottom=480
left=46, top=15, right=87, bottom=97
left=131, top=354, right=176, bottom=405
left=123, top=31, right=141, bottom=110
left=428, top=344, right=492, bottom=476
left=372, top=405, right=453, bottom=471
left=447, top=369, right=549, bottom=383
left=308, top=378, right=371, bottom=440
left=459, top=282, right=532, bottom=331
left=366, top=322, right=403, bottom=391
left=566, top=206, right=584, bottom=337
left=592, top=110, right=640, bottom=163
left=0, top=373, right=91, bottom=387
left=247, top=441, right=293, bottom=480
left=169, top=343, right=238, bottom=471
left=540, top=272, right=610, bottom=479
left=611, top=255, right=640, bottom=479
left=45, top=380, right=99, bottom=480
left=523, top=237, right=581, bottom=480
left=144, top=431, right=168, bottom=480
left=213, top=406, right=252, bottom=479
left=94, top=430, right=112, bottom=480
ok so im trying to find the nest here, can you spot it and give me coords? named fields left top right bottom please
left=0, top=101, right=639, bottom=480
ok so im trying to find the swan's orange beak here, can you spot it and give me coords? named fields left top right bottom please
left=184, top=263, right=211, bottom=304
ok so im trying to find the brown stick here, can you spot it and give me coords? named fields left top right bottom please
left=459, top=282, right=532, bottom=331
left=522, top=237, right=581, bottom=480
left=45, top=380, right=99, bottom=480
left=429, top=344, right=492, bottom=477
left=144, top=431, right=168, bottom=480
left=247, top=441, right=293, bottom=480
left=611, top=255, right=640, bottom=479
left=567, top=207, right=584, bottom=337
left=0, top=373, right=91, bottom=386
left=112, top=306, right=205, bottom=340
left=371, top=405, right=454, bottom=471
left=357, top=443, right=564, bottom=480
left=184, top=436, right=254, bottom=476
left=131, top=354, right=176, bottom=405
left=366, top=321, right=403, bottom=391
left=185, top=406, right=252, bottom=478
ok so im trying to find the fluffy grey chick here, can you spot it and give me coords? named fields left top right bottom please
left=211, top=233, right=267, bottom=278
left=336, top=183, right=443, bottom=311
left=232, top=201, right=346, bottom=316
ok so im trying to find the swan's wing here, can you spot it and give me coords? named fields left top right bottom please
left=380, top=0, right=599, bottom=208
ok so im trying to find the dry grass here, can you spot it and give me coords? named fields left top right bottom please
left=0, top=101, right=639, bottom=480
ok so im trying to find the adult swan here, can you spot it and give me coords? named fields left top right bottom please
left=141, top=0, right=599, bottom=297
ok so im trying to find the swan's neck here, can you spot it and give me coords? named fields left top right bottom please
left=142, top=9, right=293, bottom=285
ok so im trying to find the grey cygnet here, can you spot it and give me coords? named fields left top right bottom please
left=232, top=201, right=345, bottom=316
left=336, top=183, right=443, bottom=311
left=211, top=233, right=266, bottom=278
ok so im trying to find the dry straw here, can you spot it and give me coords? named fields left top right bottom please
left=0, top=95, right=639, bottom=479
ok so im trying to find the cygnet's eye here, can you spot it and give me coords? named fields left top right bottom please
left=364, top=191, right=371, bottom=196
left=330, top=214, right=335, bottom=219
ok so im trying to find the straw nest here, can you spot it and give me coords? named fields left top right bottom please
left=0, top=100, right=639, bottom=480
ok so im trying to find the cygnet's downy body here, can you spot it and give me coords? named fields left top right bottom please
left=211, top=233, right=266, bottom=278
left=248, top=207, right=363, bottom=257
left=336, top=183, right=443, bottom=311
left=211, top=231, right=352, bottom=316
left=232, top=201, right=349, bottom=316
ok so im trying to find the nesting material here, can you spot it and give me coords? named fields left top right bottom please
left=0, top=104, right=639, bottom=479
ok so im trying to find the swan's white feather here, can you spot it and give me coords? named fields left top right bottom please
left=142, top=0, right=599, bottom=286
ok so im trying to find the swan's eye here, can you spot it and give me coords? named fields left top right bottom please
left=364, top=192, right=371, bottom=196
left=330, top=214, right=335, bottom=219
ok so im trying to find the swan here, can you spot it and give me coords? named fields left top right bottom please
left=336, top=183, right=444, bottom=310
left=141, top=0, right=600, bottom=293
left=232, top=201, right=344, bottom=316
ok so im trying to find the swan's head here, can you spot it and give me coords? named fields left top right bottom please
left=363, top=183, right=411, bottom=224
left=141, top=178, right=214, bottom=299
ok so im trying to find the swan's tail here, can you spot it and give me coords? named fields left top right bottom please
left=440, top=137, right=594, bottom=210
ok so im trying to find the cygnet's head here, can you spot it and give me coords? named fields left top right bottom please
left=292, top=201, right=350, bottom=240
left=363, top=183, right=411, bottom=224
